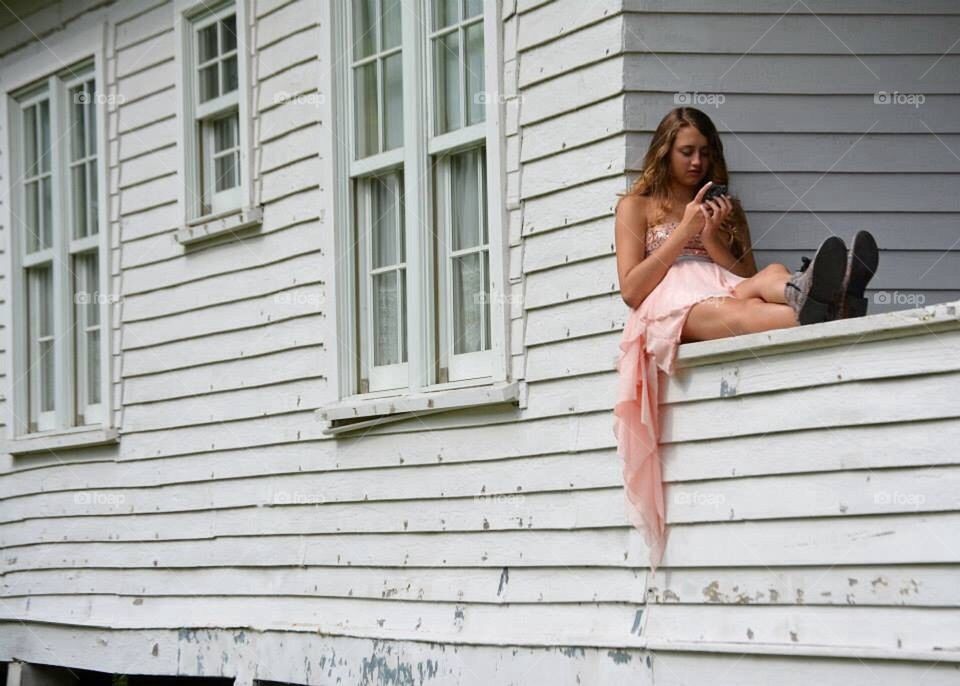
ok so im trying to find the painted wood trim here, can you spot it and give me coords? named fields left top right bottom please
left=174, top=205, right=263, bottom=245
left=2, top=426, right=119, bottom=456
left=1, top=21, right=113, bottom=439
left=676, top=298, right=960, bottom=368
left=316, top=379, right=519, bottom=432
left=173, top=0, right=254, bottom=222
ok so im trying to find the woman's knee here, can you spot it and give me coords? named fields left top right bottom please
left=761, top=263, right=790, bottom=278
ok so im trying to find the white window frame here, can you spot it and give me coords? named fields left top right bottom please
left=174, top=0, right=255, bottom=229
left=327, top=0, right=510, bottom=415
left=2, top=27, right=114, bottom=449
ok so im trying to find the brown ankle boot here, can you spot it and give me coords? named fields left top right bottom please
left=784, top=236, right=848, bottom=325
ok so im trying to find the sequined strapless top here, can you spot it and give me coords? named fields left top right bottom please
left=645, top=220, right=711, bottom=259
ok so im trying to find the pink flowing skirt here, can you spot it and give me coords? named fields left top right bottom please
left=613, top=256, right=747, bottom=571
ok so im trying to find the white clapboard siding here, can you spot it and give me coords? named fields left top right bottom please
left=4, top=512, right=960, bottom=572
left=121, top=219, right=321, bottom=296
left=123, top=343, right=324, bottom=404
left=521, top=95, right=625, bottom=162
left=0, top=595, right=649, bottom=648
left=0, top=0, right=958, bottom=680
left=1, top=566, right=649, bottom=604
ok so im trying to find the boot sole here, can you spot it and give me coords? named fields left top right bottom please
left=844, top=230, right=879, bottom=318
left=798, top=236, right=847, bottom=325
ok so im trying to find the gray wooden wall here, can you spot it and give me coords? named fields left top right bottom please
left=621, top=0, right=960, bottom=313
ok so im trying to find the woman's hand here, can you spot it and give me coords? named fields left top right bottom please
left=700, top=193, right=734, bottom=246
left=677, top=182, right=712, bottom=240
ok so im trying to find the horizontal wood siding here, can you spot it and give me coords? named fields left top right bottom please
left=621, top=3, right=960, bottom=313
left=0, top=0, right=958, bottom=683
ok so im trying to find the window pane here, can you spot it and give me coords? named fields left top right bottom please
left=38, top=100, right=50, bottom=173
left=221, top=55, right=239, bottom=94
left=37, top=268, right=53, bottom=338
left=41, top=176, right=52, bottom=249
left=198, top=23, right=218, bottom=62
left=465, top=22, right=485, bottom=125
left=70, top=86, right=87, bottom=160
left=87, top=253, right=101, bottom=326
left=434, top=31, right=460, bottom=134
left=381, top=0, right=402, bottom=49
left=400, top=267, right=407, bottom=361
left=352, top=0, right=377, bottom=59
left=213, top=113, right=240, bottom=191
left=464, top=0, right=483, bottom=19
left=74, top=252, right=101, bottom=410
left=29, top=266, right=55, bottom=414
left=25, top=181, right=40, bottom=252
left=88, top=329, right=101, bottom=404
left=354, top=62, right=379, bottom=158
left=24, top=105, right=38, bottom=176
left=433, top=0, right=458, bottom=29
left=452, top=252, right=484, bottom=354
left=72, top=163, right=89, bottom=239
left=221, top=15, right=237, bottom=53
left=371, top=177, right=398, bottom=268
left=373, top=270, right=400, bottom=366
left=86, top=82, right=97, bottom=152
left=199, top=64, right=219, bottom=102
left=88, top=159, right=99, bottom=236
left=38, top=344, right=54, bottom=413
left=382, top=53, right=403, bottom=150
left=451, top=149, right=481, bottom=250
left=214, top=114, right=237, bottom=151
left=482, top=251, right=490, bottom=349
left=215, top=152, right=238, bottom=191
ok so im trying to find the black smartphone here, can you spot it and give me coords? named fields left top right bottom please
left=703, top=183, right=729, bottom=202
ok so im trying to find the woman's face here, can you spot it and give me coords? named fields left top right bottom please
left=669, top=125, right=711, bottom=188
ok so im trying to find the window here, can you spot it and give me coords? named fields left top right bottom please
left=179, top=0, right=252, bottom=222
left=9, top=62, right=108, bottom=435
left=333, top=0, right=508, bottom=401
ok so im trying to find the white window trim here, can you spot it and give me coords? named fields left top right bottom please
left=0, top=20, right=115, bottom=450
left=173, top=0, right=260, bottom=243
left=322, top=0, right=513, bottom=434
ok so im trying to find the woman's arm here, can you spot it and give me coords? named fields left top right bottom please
left=701, top=198, right=758, bottom=279
left=615, top=195, right=694, bottom=309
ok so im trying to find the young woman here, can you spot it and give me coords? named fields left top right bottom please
left=612, top=107, right=878, bottom=570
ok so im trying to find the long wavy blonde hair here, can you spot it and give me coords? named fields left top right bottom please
left=617, top=107, right=750, bottom=260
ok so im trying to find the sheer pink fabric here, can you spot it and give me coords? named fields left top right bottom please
left=613, top=247, right=747, bottom=571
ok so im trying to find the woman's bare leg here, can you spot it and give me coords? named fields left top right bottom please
left=681, top=296, right=797, bottom=342
left=732, top=263, right=792, bottom=304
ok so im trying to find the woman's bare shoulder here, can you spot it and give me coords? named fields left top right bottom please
left=615, top=193, right=650, bottom=226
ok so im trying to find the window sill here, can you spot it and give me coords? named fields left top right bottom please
left=316, top=380, right=520, bottom=436
left=174, top=206, right=263, bottom=246
left=675, top=299, right=960, bottom=369
left=3, top=426, right=119, bottom=456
